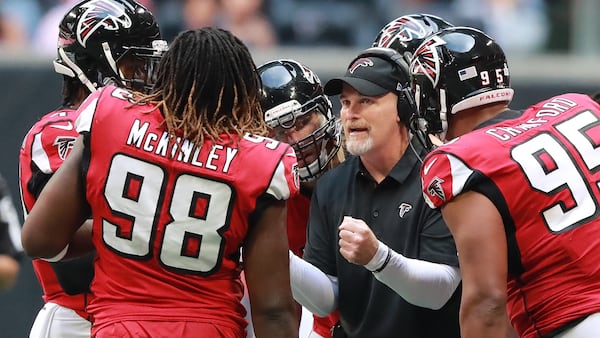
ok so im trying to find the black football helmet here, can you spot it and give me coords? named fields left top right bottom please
left=258, top=59, right=342, bottom=182
left=410, top=26, right=514, bottom=141
left=372, top=14, right=453, bottom=73
left=53, top=0, right=168, bottom=93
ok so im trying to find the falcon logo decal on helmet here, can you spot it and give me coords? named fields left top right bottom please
left=300, top=64, right=319, bottom=85
left=427, top=176, right=446, bottom=202
left=349, top=58, right=374, bottom=74
left=376, top=17, right=430, bottom=47
left=77, top=0, right=132, bottom=47
left=410, top=36, right=446, bottom=87
left=54, top=136, right=77, bottom=161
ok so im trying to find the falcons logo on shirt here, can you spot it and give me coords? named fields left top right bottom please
left=426, top=176, right=446, bottom=202
left=292, top=162, right=300, bottom=190
left=53, top=136, right=77, bottom=161
left=77, top=0, right=132, bottom=47
left=398, top=203, right=413, bottom=218
left=375, top=17, right=430, bottom=47
left=410, top=36, right=446, bottom=87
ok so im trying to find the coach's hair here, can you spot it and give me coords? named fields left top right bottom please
left=138, top=27, right=268, bottom=146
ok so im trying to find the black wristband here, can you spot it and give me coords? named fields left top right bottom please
left=373, top=246, right=392, bottom=273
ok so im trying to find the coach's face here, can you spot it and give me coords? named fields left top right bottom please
left=339, top=84, right=399, bottom=156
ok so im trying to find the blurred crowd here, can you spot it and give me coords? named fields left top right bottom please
left=0, top=0, right=555, bottom=57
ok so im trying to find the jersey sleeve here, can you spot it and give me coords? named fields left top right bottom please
left=75, top=94, right=101, bottom=134
left=29, top=114, right=79, bottom=175
left=421, top=150, right=475, bottom=209
left=75, top=86, right=127, bottom=134
left=266, top=146, right=299, bottom=200
left=20, top=107, right=82, bottom=216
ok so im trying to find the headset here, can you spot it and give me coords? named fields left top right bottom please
left=348, top=47, right=417, bottom=126
left=348, top=47, right=433, bottom=153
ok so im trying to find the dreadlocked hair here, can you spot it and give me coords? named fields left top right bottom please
left=137, top=27, right=268, bottom=146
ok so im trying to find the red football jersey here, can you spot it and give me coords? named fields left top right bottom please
left=421, top=93, right=600, bottom=338
left=76, top=86, right=299, bottom=334
left=19, top=108, right=90, bottom=318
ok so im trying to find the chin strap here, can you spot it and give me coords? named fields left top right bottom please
left=410, top=115, right=436, bottom=152
left=102, top=42, right=122, bottom=84
left=55, top=47, right=98, bottom=93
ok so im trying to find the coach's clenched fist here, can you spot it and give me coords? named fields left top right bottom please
left=338, top=216, right=379, bottom=266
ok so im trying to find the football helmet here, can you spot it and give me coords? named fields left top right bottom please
left=53, top=0, right=168, bottom=93
left=372, top=14, right=453, bottom=71
left=410, top=26, right=514, bottom=139
left=258, top=59, right=342, bottom=182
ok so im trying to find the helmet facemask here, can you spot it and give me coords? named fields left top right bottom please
left=114, top=40, right=168, bottom=93
left=266, top=95, right=341, bottom=182
left=413, top=80, right=448, bottom=141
